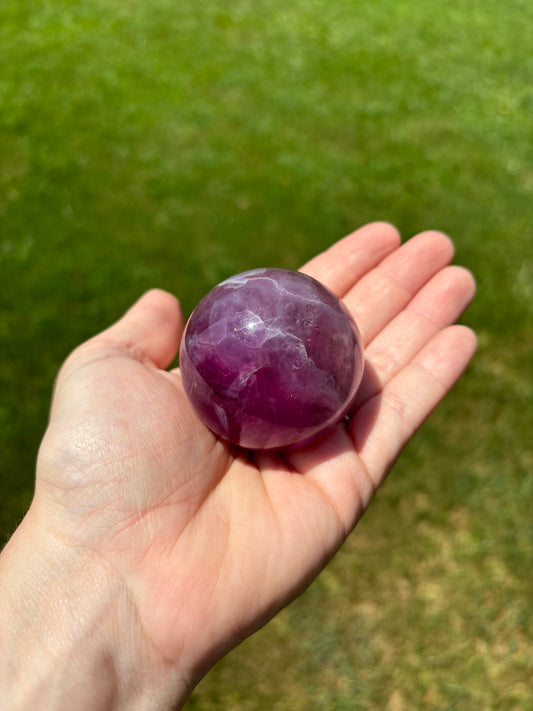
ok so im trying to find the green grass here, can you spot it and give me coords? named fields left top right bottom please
left=1, top=0, right=532, bottom=708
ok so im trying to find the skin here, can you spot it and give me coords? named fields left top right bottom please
left=0, top=223, right=477, bottom=710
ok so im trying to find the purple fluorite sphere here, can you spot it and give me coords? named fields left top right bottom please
left=179, top=268, right=364, bottom=450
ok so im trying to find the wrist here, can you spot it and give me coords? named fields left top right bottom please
left=0, top=510, right=190, bottom=711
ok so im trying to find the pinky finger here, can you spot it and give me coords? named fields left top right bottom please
left=351, top=325, right=477, bottom=490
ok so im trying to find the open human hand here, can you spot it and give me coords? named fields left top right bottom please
left=0, top=222, right=476, bottom=710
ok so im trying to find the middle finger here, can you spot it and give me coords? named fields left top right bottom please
left=344, top=230, right=455, bottom=345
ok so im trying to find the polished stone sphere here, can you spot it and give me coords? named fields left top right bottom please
left=179, top=268, right=364, bottom=450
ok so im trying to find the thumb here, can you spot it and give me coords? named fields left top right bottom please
left=96, top=289, right=185, bottom=370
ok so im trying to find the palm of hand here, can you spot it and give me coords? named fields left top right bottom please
left=34, top=223, right=476, bottom=678
left=36, top=323, right=362, bottom=675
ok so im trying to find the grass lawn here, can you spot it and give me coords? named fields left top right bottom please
left=1, top=0, right=531, bottom=708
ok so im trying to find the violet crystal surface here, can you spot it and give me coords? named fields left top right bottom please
left=179, top=268, right=364, bottom=450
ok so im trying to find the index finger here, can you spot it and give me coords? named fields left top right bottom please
left=299, top=222, right=401, bottom=297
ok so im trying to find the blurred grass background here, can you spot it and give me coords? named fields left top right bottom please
left=0, top=0, right=531, bottom=708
